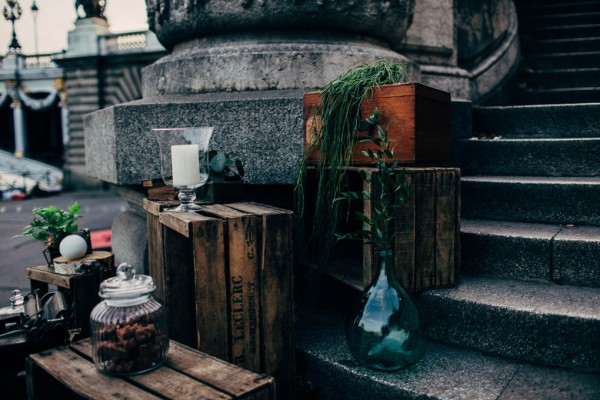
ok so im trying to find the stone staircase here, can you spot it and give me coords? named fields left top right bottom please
left=296, top=104, right=600, bottom=399
left=515, top=0, right=600, bottom=104
left=296, top=2, right=600, bottom=396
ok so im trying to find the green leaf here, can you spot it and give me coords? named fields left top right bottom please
left=210, top=152, right=227, bottom=173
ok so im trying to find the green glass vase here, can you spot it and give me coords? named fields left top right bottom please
left=346, top=250, right=426, bottom=371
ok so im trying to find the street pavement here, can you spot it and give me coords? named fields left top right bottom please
left=0, top=189, right=127, bottom=306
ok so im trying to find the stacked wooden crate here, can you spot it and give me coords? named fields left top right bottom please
left=304, top=82, right=460, bottom=293
left=144, top=200, right=294, bottom=399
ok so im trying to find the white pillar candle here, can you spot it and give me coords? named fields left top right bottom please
left=171, top=144, right=201, bottom=186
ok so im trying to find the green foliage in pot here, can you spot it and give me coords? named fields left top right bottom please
left=14, top=202, right=81, bottom=251
left=335, top=109, right=410, bottom=252
left=208, top=150, right=244, bottom=184
left=296, top=60, right=408, bottom=267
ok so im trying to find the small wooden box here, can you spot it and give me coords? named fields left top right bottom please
left=26, top=339, right=275, bottom=399
left=144, top=200, right=295, bottom=400
left=304, top=83, right=451, bottom=165
left=308, top=167, right=460, bottom=293
left=27, top=257, right=115, bottom=338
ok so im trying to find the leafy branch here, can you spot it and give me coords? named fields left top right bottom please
left=296, top=60, right=408, bottom=266
left=335, top=109, right=410, bottom=253
left=208, top=151, right=244, bottom=184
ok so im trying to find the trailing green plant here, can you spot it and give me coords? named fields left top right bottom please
left=296, top=60, right=408, bottom=267
left=335, top=110, right=410, bottom=252
left=208, top=150, right=244, bottom=183
left=14, top=202, right=81, bottom=250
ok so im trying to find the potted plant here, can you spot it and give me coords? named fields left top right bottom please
left=336, top=112, right=426, bottom=371
left=14, top=202, right=82, bottom=266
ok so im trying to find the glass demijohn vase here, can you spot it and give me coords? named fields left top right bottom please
left=346, top=250, right=425, bottom=371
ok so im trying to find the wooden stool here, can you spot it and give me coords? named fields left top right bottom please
left=26, top=339, right=275, bottom=399
left=26, top=254, right=114, bottom=338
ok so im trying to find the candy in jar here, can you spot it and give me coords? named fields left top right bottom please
left=90, top=263, right=169, bottom=375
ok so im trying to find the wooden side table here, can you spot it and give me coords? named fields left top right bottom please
left=26, top=339, right=276, bottom=400
left=26, top=257, right=114, bottom=338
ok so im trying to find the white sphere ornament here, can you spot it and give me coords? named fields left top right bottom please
left=59, top=235, right=88, bottom=260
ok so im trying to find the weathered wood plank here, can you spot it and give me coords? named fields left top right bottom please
left=167, top=341, right=275, bottom=399
left=29, top=348, right=161, bottom=400
left=226, top=213, right=261, bottom=372
left=192, top=217, right=229, bottom=361
left=146, top=211, right=166, bottom=303
left=27, top=266, right=72, bottom=289
left=162, top=224, right=197, bottom=348
left=394, top=172, right=416, bottom=291
left=71, top=339, right=232, bottom=399
left=414, top=171, right=436, bottom=291
left=435, top=171, right=456, bottom=287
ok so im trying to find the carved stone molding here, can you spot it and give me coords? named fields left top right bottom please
left=146, top=0, right=415, bottom=49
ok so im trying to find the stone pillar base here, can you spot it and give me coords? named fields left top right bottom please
left=143, top=32, right=421, bottom=96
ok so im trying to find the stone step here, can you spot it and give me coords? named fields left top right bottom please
left=522, top=36, right=600, bottom=54
left=296, top=302, right=600, bottom=400
left=515, top=87, right=600, bottom=105
left=461, top=219, right=600, bottom=287
left=461, top=176, right=600, bottom=226
left=520, top=68, right=600, bottom=89
left=473, top=104, right=600, bottom=137
left=524, top=51, right=600, bottom=70
left=418, top=275, right=600, bottom=371
left=459, top=138, right=600, bottom=176
left=521, top=11, right=600, bottom=27
left=517, top=1, right=600, bottom=17
left=521, top=23, right=600, bottom=40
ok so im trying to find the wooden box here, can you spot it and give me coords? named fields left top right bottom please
left=27, top=339, right=275, bottom=399
left=304, top=83, right=451, bottom=165
left=27, top=256, right=115, bottom=338
left=308, top=167, right=460, bottom=293
left=144, top=200, right=295, bottom=400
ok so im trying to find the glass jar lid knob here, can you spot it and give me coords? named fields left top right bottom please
left=99, top=262, right=156, bottom=300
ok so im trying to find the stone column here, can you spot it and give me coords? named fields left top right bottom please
left=11, top=98, right=25, bottom=158
left=86, top=0, right=418, bottom=271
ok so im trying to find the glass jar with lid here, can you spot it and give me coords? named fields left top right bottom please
left=90, top=263, right=169, bottom=375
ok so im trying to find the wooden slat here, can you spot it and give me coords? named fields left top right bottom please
left=29, top=348, right=161, bottom=400
left=162, top=223, right=197, bottom=348
left=160, top=212, right=214, bottom=238
left=147, top=211, right=166, bottom=303
left=240, top=204, right=296, bottom=400
left=394, top=172, right=416, bottom=291
left=435, top=171, right=457, bottom=287
left=414, top=171, right=436, bottom=291
left=167, top=342, right=275, bottom=400
left=27, top=266, right=72, bottom=289
left=192, top=217, right=229, bottom=361
left=71, top=340, right=232, bottom=400
left=226, top=213, right=261, bottom=372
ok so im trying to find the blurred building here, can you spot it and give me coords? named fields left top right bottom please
left=0, top=0, right=165, bottom=189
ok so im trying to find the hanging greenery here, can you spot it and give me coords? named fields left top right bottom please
left=296, top=60, right=409, bottom=269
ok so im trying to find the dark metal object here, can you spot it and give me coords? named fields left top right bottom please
left=75, top=0, right=106, bottom=20
left=0, top=289, right=70, bottom=342
left=2, top=0, right=22, bottom=52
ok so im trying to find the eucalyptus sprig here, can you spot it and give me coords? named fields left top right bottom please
left=296, top=60, right=408, bottom=266
left=335, top=110, right=410, bottom=253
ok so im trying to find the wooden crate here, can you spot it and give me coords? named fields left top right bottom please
left=304, top=82, right=451, bottom=166
left=26, top=338, right=275, bottom=400
left=307, top=167, right=460, bottom=293
left=26, top=256, right=115, bottom=338
left=144, top=200, right=295, bottom=400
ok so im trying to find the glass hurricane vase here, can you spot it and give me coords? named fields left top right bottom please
left=346, top=250, right=426, bottom=371
left=153, top=127, right=213, bottom=212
